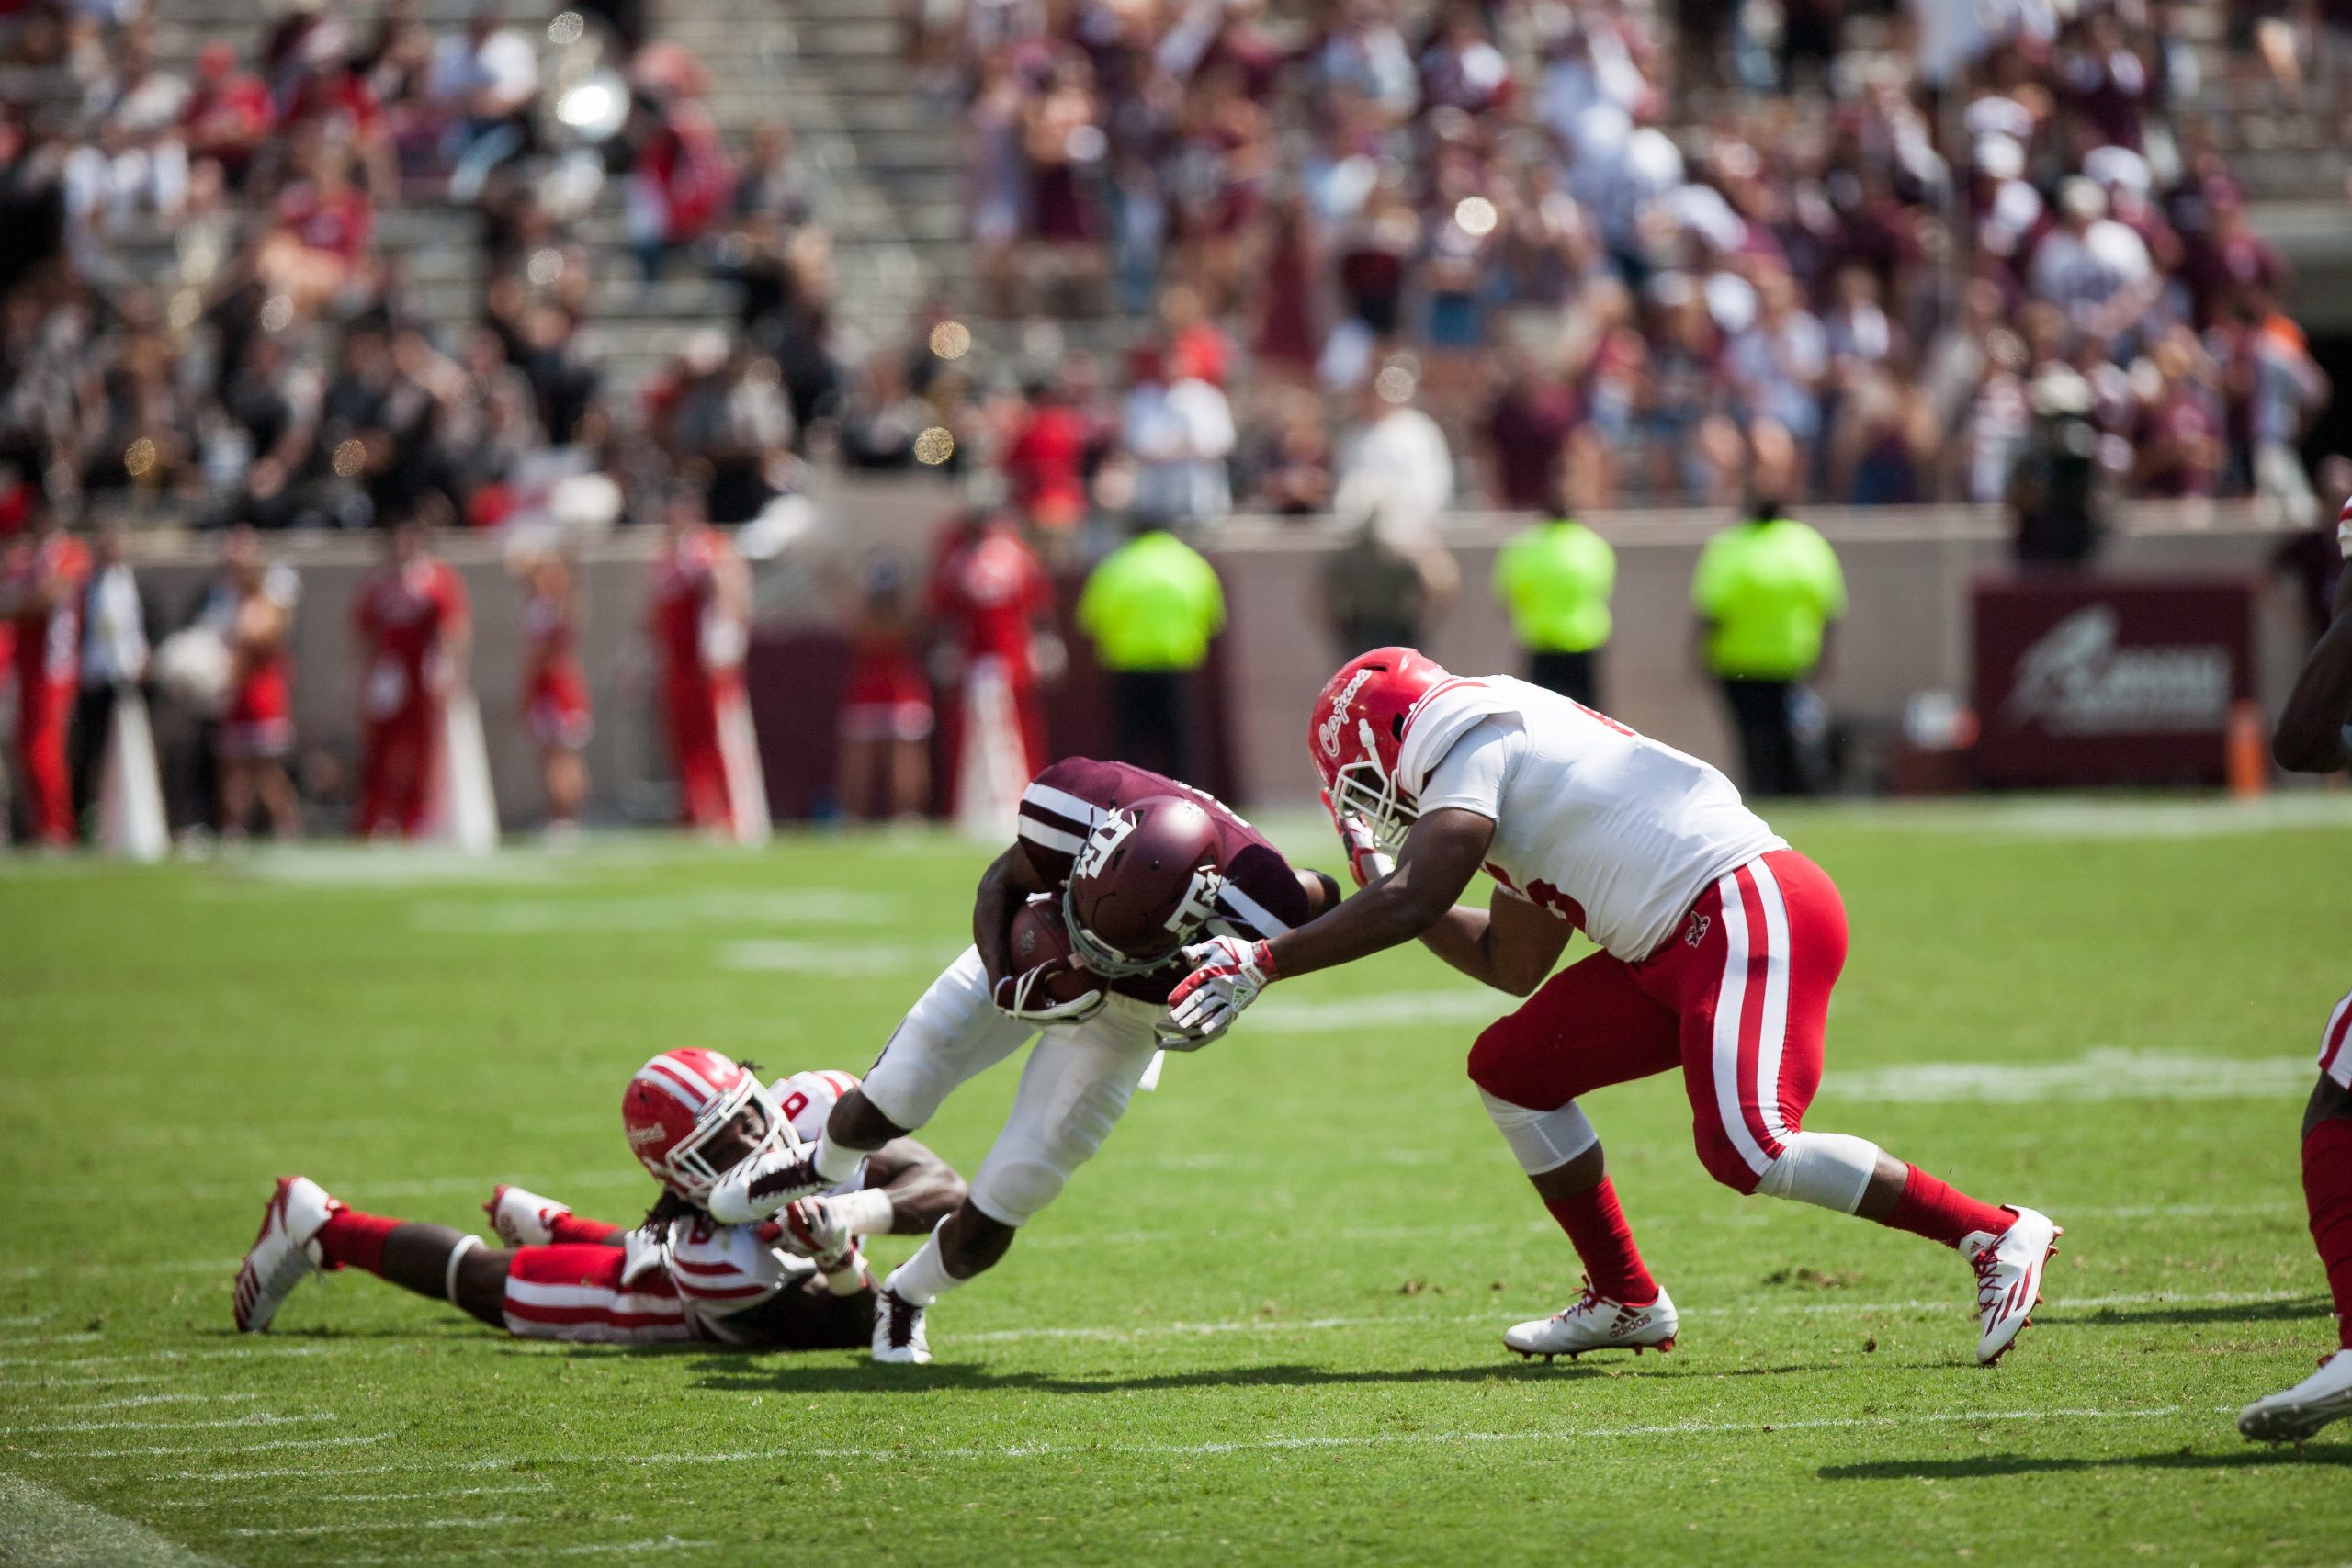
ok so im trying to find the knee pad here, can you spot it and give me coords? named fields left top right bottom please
left=968, top=1158, right=1067, bottom=1229
left=1753, top=1131, right=1882, bottom=1214
left=1478, top=1089, right=1598, bottom=1176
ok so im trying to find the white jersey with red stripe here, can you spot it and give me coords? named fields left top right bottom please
left=655, top=1067, right=869, bottom=1343
left=2321, top=989, right=2352, bottom=1090
left=1400, top=677, right=1785, bottom=962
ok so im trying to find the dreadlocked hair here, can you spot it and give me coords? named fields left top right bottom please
left=637, top=1188, right=701, bottom=1235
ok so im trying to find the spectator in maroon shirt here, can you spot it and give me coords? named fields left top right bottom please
left=1484, top=350, right=1581, bottom=511
left=180, top=43, right=270, bottom=188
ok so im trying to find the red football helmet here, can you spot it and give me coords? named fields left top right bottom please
left=622, top=1048, right=786, bottom=1200
left=1062, top=795, right=1227, bottom=977
left=1309, top=647, right=1450, bottom=848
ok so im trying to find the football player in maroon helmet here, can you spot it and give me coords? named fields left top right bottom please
left=707, top=758, right=1343, bottom=1363
left=232, top=1050, right=965, bottom=1348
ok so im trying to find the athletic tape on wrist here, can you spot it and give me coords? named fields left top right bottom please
left=444, top=1234, right=484, bottom=1306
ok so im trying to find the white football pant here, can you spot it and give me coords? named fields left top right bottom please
left=861, top=946, right=1161, bottom=1227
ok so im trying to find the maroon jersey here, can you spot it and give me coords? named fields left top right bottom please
left=1016, top=758, right=1309, bottom=1003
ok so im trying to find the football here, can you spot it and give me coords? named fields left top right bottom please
left=1008, top=896, right=1101, bottom=1005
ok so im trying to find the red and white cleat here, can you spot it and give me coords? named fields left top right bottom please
left=232, top=1176, right=338, bottom=1334
left=1966, top=1207, right=2061, bottom=1365
left=484, top=1184, right=571, bottom=1247
left=2238, top=1351, right=2352, bottom=1444
left=1502, top=1280, right=1679, bottom=1363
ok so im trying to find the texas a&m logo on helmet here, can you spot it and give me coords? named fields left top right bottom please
left=1062, top=795, right=1227, bottom=978
left=621, top=1048, right=784, bottom=1200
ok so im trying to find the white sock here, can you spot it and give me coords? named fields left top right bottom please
left=883, top=1223, right=967, bottom=1307
left=812, top=1134, right=870, bottom=1185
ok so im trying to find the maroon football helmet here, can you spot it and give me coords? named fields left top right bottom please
left=1061, top=795, right=1227, bottom=977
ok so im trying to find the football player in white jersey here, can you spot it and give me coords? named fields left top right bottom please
left=232, top=1050, right=964, bottom=1348
left=2238, top=495, right=2352, bottom=1442
left=1169, top=648, right=2060, bottom=1366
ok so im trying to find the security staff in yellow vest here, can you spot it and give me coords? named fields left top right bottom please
left=1074, top=522, right=1226, bottom=779
left=1691, top=498, right=1846, bottom=797
left=1494, top=506, right=1616, bottom=708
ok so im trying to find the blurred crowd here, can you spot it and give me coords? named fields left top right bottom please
left=910, top=0, right=2340, bottom=520
left=0, top=0, right=845, bottom=539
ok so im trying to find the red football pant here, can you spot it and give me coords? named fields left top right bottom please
left=662, top=672, right=731, bottom=830
left=356, top=703, right=438, bottom=838
left=1470, top=850, right=1843, bottom=1193
left=15, top=675, right=75, bottom=845
left=503, top=1244, right=695, bottom=1344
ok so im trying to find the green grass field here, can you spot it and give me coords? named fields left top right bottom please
left=4, top=797, right=2349, bottom=1566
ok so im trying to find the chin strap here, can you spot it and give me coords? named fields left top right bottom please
left=444, top=1234, right=484, bottom=1306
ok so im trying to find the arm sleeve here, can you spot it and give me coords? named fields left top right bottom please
left=1414, top=716, right=1519, bottom=821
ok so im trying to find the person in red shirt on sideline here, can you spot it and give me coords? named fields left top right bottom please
left=835, top=556, right=933, bottom=823
left=352, top=518, right=469, bottom=839
left=925, top=509, right=1057, bottom=818
left=514, top=546, right=590, bottom=839
left=1, top=498, right=91, bottom=847
left=647, top=488, right=763, bottom=841
left=216, top=527, right=302, bottom=841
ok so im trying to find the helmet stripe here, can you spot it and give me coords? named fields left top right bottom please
left=655, top=1053, right=729, bottom=1103
left=639, top=1062, right=712, bottom=1111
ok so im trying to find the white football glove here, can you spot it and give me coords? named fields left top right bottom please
left=2337, top=496, right=2351, bottom=559
left=483, top=1184, right=570, bottom=1247
left=778, top=1197, right=856, bottom=1272
left=993, top=958, right=1107, bottom=1024
left=1322, top=787, right=1394, bottom=889
left=1159, top=935, right=1278, bottom=1047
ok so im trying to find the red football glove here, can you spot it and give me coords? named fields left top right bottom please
left=1321, top=787, right=1394, bottom=889
left=1160, top=935, right=1277, bottom=1047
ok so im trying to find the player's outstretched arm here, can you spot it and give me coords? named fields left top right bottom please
left=2274, top=564, right=2352, bottom=774
left=1416, top=884, right=1574, bottom=998
left=973, top=841, right=1052, bottom=987
left=1264, top=807, right=1495, bottom=982
left=856, top=1137, right=968, bottom=1235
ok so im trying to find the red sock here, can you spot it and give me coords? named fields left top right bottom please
left=547, top=1213, right=624, bottom=1246
left=312, top=1208, right=401, bottom=1276
left=1882, top=1165, right=2013, bottom=1250
left=2303, top=1116, right=2352, bottom=1351
left=1543, top=1177, right=1657, bottom=1304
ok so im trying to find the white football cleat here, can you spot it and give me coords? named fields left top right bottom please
left=1503, top=1280, right=1679, bottom=1362
left=1965, top=1206, right=2061, bottom=1365
left=873, top=1288, right=932, bottom=1365
left=706, top=1146, right=827, bottom=1225
left=484, top=1184, right=570, bottom=1247
left=232, top=1176, right=337, bottom=1334
left=2238, top=1351, right=2352, bottom=1444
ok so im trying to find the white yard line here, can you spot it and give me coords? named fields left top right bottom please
left=0, top=1471, right=232, bottom=1566
left=0, top=1332, right=105, bottom=1348
left=332, top=1539, right=716, bottom=1565
left=154, top=1483, right=555, bottom=1507
left=229, top=1514, right=527, bottom=1538
left=53, top=1394, right=260, bottom=1415
left=2, top=1412, right=334, bottom=1437
left=23, top=1432, right=389, bottom=1461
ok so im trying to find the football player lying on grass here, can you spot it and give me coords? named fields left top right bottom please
left=1167, top=649, right=2059, bottom=1367
left=2238, top=493, right=2352, bottom=1444
left=232, top=1050, right=965, bottom=1348
left=701, top=757, right=1343, bottom=1364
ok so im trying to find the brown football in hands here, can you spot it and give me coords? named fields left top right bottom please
left=1007, top=897, right=1102, bottom=1005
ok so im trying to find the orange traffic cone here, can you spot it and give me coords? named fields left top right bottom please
left=2226, top=699, right=2270, bottom=798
